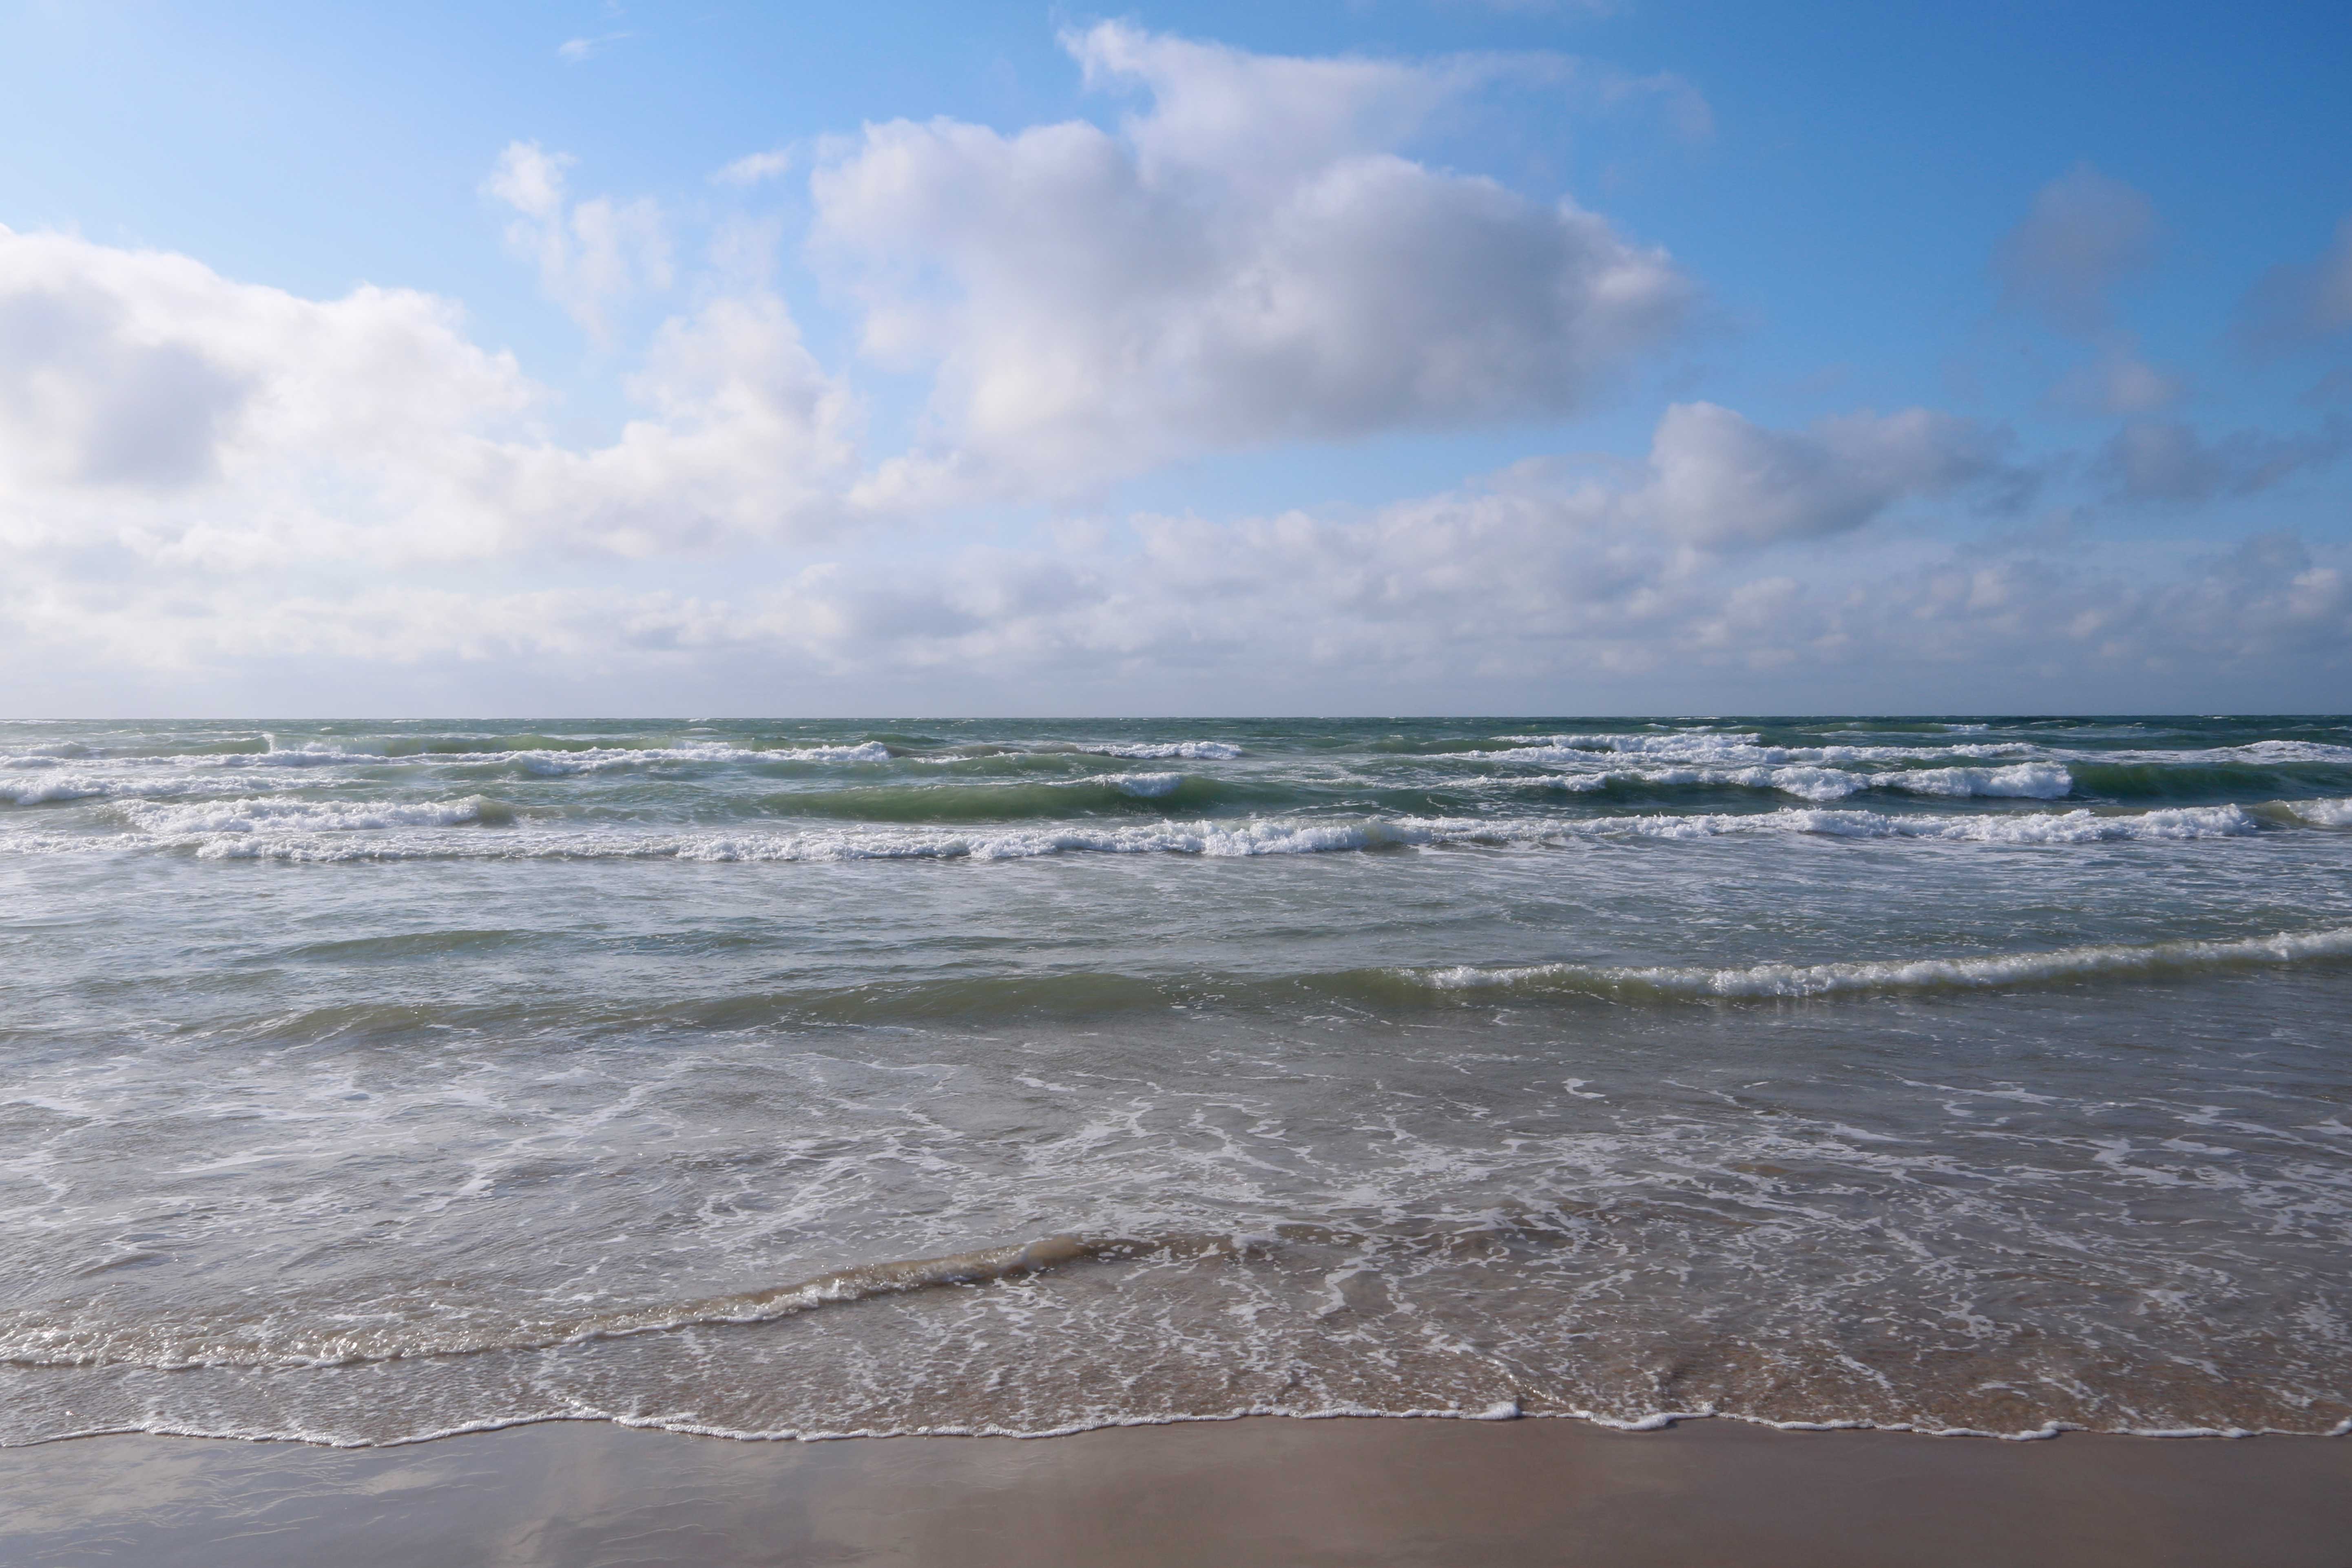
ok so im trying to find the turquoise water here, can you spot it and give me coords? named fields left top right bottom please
left=2, top=716, right=2349, bottom=1442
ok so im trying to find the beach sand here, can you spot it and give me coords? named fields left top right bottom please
left=2, top=1415, right=2345, bottom=1566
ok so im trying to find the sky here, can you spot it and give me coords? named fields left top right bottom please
left=2, top=1, right=2348, bottom=717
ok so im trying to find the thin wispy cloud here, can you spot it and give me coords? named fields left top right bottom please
left=557, top=31, right=632, bottom=64
left=712, top=148, right=793, bottom=186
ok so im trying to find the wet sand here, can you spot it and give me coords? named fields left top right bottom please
left=2, top=1416, right=2347, bottom=1566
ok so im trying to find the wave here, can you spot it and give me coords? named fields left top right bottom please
left=1466, top=734, right=2352, bottom=785
left=815, top=922, right=2352, bottom=1018
left=1412, top=925, right=2352, bottom=1001
left=750, top=773, right=1224, bottom=824
left=1067, top=741, right=1243, bottom=761
left=2, top=773, right=299, bottom=806
left=4, top=741, right=896, bottom=778
left=2281, top=796, right=2352, bottom=827
left=4, top=801, right=2280, bottom=862
left=122, top=921, right=2352, bottom=1041
left=118, top=796, right=513, bottom=833
left=3, top=1236, right=1109, bottom=1371
left=1624, top=803, right=2258, bottom=843
left=166, top=816, right=1507, bottom=863
left=1470, top=733, right=2043, bottom=768
left=1551, top=763, right=2071, bottom=803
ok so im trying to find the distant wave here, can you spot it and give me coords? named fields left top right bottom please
left=118, top=796, right=514, bottom=833
left=0, top=800, right=2281, bottom=861
left=1465, top=731, right=2352, bottom=785
left=1547, top=762, right=2072, bottom=803
left=2, top=773, right=303, bottom=806
left=750, top=773, right=1226, bottom=824
left=1065, top=741, right=1243, bottom=760
left=1469, top=732, right=2042, bottom=768
left=0, top=740, right=895, bottom=778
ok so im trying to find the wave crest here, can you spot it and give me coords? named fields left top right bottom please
left=1416, top=925, right=2352, bottom=1000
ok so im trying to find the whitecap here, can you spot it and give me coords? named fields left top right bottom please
left=1073, top=742, right=1243, bottom=761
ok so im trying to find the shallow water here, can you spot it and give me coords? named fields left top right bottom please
left=2, top=716, right=2349, bottom=1443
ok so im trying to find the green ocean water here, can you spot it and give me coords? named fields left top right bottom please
left=2, top=716, right=2349, bottom=1443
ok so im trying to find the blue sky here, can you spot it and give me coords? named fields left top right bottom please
left=2, top=0, right=2348, bottom=714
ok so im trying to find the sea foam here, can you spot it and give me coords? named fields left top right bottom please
left=1416, top=924, right=2352, bottom=1000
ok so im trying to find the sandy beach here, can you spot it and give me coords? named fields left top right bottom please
left=4, top=1416, right=2347, bottom=1567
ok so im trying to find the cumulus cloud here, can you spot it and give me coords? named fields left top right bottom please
left=2096, top=417, right=2352, bottom=503
left=813, top=22, right=1695, bottom=502
left=0, top=224, right=858, bottom=568
left=1996, top=163, right=2159, bottom=336
left=1633, top=402, right=2008, bottom=546
left=0, top=276, right=253, bottom=488
left=485, top=142, right=672, bottom=341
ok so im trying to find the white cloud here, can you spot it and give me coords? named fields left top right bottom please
left=557, top=32, right=631, bottom=65
left=812, top=22, right=1694, bottom=503
left=713, top=148, right=794, bottom=186
left=0, top=224, right=858, bottom=573
left=1633, top=402, right=2007, bottom=547
left=484, top=142, right=672, bottom=341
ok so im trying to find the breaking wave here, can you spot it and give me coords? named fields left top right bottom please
left=118, top=796, right=514, bottom=834
left=2, top=1236, right=1106, bottom=1372
left=1, top=801, right=2286, bottom=861
left=1067, top=741, right=1243, bottom=761
left=1548, top=762, right=2072, bottom=802
left=1413, top=924, right=2352, bottom=1001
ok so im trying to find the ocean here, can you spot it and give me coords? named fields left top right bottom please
left=2, top=716, right=2348, bottom=1446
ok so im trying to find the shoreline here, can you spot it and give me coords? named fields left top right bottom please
left=6, top=1413, right=2348, bottom=1567
left=13, top=1402, right=2352, bottom=1449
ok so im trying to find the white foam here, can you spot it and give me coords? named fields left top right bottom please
left=1882, top=763, right=2073, bottom=799
left=1531, top=763, right=2065, bottom=803
left=2282, top=797, right=2352, bottom=827
left=1419, top=924, right=2352, bottom=999
left=122, top=796, right=511, bottom=834
left=159, top=816, right=1540, bottom=863
left=52, top=800, right=2264, bottom=864
left=11, top=740, right=893, bottom=781
left=2, top=773, right=292, bottom=806
left=1074, top=741, right=1243, bottom=761
left=1599, top=804, right=2256, bottom=844
left=506, top=741, right=891, bottom=774
left=2230, top=740, right=2352, bottom=764
left=1106, top=772, right=1186, bottom=798
left=1464, top=736, right=2045, bottom=771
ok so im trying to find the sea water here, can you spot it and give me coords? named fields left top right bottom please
left=1, top=716, right=2348, bottom=1444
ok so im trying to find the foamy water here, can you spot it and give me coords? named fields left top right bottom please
left=2, top=716, right=2350, bottom=1445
